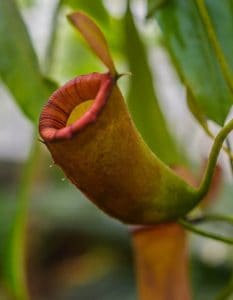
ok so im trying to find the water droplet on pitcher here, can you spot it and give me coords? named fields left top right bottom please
left=61, top=177, right=66, bottom=181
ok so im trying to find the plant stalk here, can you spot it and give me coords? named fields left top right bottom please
left=131, top=223, right=191, bottom=300
left=4, top=134, right=40, bottom=300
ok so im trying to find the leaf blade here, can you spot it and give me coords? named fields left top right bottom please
left=124, top=8, right=181, bottom=164
left=0, top=0, right=56, bottom=123
left=154, top=0, right=233, bottom=125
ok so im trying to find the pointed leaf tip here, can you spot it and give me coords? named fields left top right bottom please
left=68, top=11, right=116, bottom=75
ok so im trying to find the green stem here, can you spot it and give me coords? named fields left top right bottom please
left=5, top=134, right=40, bottom=300
left=178, top=218, right=233, bottom=244
left=186, top=213, right=233, bottom=225
left=206, top=129, right=233, bottom=161
left=195, top=0, right=233, bottom=95
left=197, top=118, right=233, bottom=199
left=204, top=214, right=233, bottom=224
left=226, top=138, right=233, bottom=177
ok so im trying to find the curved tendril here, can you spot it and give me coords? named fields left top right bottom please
left=204, top=126, right=233, bottom=161
left=197, top=118, right=233, bottom=199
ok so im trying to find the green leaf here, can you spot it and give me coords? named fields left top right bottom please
left=123, top=7, right=181, bottom=165
left=154, top=0, right=233, bottom=125
left=3, top=136, right=40, bottom=300
left=0, top=0, right=56, bottom=123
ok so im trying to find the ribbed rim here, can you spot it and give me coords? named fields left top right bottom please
left=39, top=72, right=114, bottom=142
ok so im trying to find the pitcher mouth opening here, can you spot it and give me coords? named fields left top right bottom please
left=39, top=72, right=114, bottom=143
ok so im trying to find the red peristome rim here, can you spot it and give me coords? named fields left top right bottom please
left=39, top=72, right=114, bottom=143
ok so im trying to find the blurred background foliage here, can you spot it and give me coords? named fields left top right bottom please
left=0, top=0, right=233, bottom=299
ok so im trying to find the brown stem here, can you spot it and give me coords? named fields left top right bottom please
left=131, top=223, right=191, bottom=300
